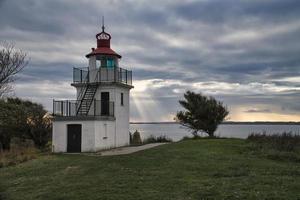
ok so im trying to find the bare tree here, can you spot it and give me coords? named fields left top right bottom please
left=0, top=42, right=28, bottom=97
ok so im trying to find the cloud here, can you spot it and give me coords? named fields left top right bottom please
left=0, top=0, right=299, bottom=121
left=129, top=78, right=300, bottom=121
left=244, top=108, right=272, bottom=113
left=12, top=80, right=75, bottom=111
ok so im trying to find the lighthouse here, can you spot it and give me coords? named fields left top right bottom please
left=52, top=23, right=133, bottom=152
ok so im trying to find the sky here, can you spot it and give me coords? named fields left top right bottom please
left=0, top=0, right=300, bottom=122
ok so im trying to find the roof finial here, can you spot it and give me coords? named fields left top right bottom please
left=102, top=16, right=105, bottom=32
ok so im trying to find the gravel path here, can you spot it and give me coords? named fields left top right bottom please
left=98, top=143, right=167, bottom=156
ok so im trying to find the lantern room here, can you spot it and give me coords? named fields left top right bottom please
left=86, top=25, right=121, bottom=71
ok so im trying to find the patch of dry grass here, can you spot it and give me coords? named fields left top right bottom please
left=248, top=132, right=300, bottom=151
left=247, top=132, right=300, bottom=162
left=0, top=146, right=39, bottom=168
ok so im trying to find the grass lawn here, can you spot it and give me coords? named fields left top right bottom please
left=1, top=139, right=300, bottom=200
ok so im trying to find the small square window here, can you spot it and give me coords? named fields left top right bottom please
left=121, top=93, right=124, bottom=106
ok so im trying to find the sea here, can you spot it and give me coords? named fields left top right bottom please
left=130, top=123, right=300, bottom=142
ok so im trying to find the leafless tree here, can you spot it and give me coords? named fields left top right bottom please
left=0, top=42, right=28, bottom=97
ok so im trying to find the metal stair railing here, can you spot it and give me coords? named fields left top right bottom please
left=76, top=70, right=89, bottom=102
left=76, top=70, right=100, bottom=115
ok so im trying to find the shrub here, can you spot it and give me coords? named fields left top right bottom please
left=10, top=137, right=35, bottom=149
left=143, top=135, right=172, bottom=144
left=180, top=135, right=222, bottom=141
left=180, top=136, right=192, bottom=141
left=0, top=98, right=52, bottom=150
left=247, top=132, right=300, bottom=162
left=43, top=141, right=53, bottom=152
left=0, top=146, right=39, bottom=168
left=247, top=132, right=300, bottom=152
left=131, top=130, right=142, bottom=145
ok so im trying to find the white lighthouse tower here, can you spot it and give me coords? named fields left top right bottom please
left=52, top=23, right=133, bottom=152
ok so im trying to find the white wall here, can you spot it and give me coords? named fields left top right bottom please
left=52, top=121, right=68, bottom=152
left=94, top=120, right=116, bottom=151
left=88, top=56, right=97, bottom=81
left=114, top=87, right=130, bottom=146
left=92, top=85, right=131, bottom=147
left=52, top=119, right=122, bottom=152
left=53, top=120, right=96, bottom=152
left=81, top=121, right=96, bottom=152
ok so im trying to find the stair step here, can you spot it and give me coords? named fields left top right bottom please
left=76, top=84, right=98, bottom=115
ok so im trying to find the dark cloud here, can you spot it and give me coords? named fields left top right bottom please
left=18, top=62, right=74, bottom=82
left=0, top=0, right=299, bottom=121
left=0, top=0, right=5, bottom=7
left=174, top=0, right=300, bottom=24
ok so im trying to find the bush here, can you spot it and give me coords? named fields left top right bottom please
left=0, top=98, right=52, bottom=150
left=0, top=146, right=39, bottom=168
left=247, top=132, right=300, bottom=152
left=180, top=135, right=222, bottom=141
left=247, top=132, right=300, bottom=162
left=10, top=137, right=35, bottom=149
left=44, top=141, right=53, bottom=152
left=131, top=130, right=142, bottom=145
left=143, top=135, right=172, bottom=144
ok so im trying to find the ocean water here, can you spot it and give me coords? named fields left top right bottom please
left=130, top=123, right=300, bottom=142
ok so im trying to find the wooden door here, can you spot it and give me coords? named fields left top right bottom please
left=67, top=124, right=82, bottom=152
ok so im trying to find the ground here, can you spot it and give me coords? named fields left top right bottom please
left=1, top=139, right=300, bottom=200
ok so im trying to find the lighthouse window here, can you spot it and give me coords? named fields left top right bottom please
left=121, top=93, right=124, bottom=106
left=96, top=60, right=101, bottom=68
left=107, top=59, right=115, bottom=68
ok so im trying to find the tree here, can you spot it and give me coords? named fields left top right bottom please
left=0, top=98, right=52, bottom=150
left=1, top=98, right=31, bottom=150
left=176, top=91, right=229, bottom=137
left=0, top=42, right=28, bottom=97
left=25, top=102, right=52, bottom=148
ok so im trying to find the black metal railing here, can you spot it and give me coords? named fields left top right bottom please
left=73, top=67, right=132, bottom=85
left=118, top=67, right=132, bottom=85
left=53, top=100, right=114, bottom=117
left=73, top=67, right=89, bottom=83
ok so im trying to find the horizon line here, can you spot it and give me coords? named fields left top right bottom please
left=130, top=121, right=300, bottom=124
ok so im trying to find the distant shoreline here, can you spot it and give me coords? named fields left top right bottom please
left=130, top=121, right=300, bottom=125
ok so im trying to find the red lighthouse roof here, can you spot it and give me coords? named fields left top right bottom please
left=86, top=24, right=121, bottom=58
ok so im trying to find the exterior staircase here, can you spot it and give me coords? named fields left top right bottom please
left=76, top=84, right=97, bottom=115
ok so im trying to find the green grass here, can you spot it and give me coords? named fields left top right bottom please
left=1, top=139, right=300, bottom=200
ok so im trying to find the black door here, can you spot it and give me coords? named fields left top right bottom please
left=67, top=124, right=82, bottom=152
left=101, top=92, right=109, bottom=116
